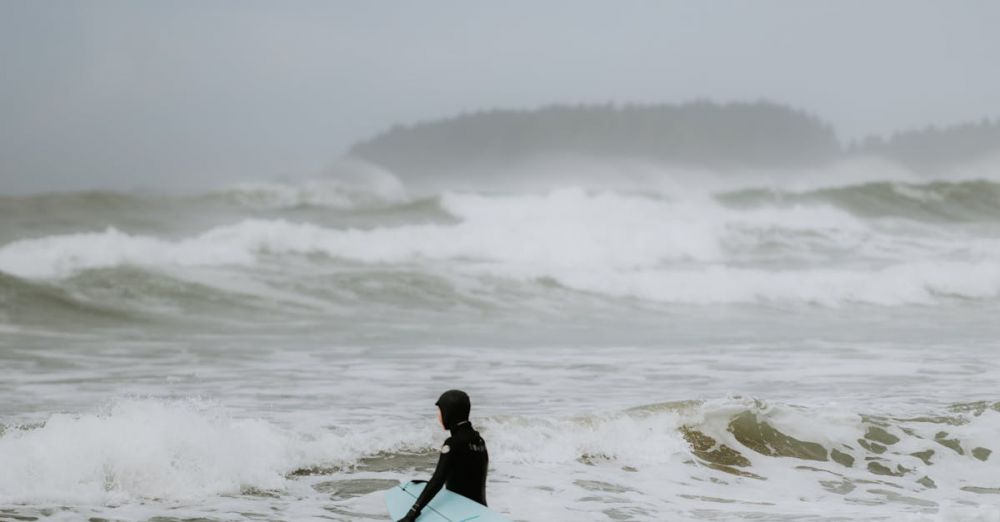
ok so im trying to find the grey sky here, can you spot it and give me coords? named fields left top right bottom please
left=2, top=0, right=998, bottom=194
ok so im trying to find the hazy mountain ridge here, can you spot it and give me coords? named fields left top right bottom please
left=349, top=101, right=1000, bottom=178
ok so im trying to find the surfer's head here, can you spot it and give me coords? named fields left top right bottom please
left=435, top=389, right=471, bottom=431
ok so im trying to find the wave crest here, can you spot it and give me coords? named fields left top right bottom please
left=2, top=187, right=997, bottom=308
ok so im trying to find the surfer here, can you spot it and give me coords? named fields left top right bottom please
left=397, top=389, right=489, bottom=522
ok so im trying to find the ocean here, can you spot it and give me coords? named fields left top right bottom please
left=1, top=165, right=999, bottom=521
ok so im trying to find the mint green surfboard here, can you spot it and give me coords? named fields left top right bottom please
left=385, top=480, right=509, bottom=521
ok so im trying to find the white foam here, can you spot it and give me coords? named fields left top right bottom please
left=0, top=399, right=420, bottom=505
left=2, top=188, right=995, bottom=306
left=907, top=505, right=1000, bottom=522
left=3, top=397, right=999, bottom=519
left=0, top=188, right=861, bottom=274
left=544, top=260, right=1000, bottom=306
left=0, top=227, right=257, bottom=279
left=483, top=410, right=689, bottom=466
left=478, top=399, right=1000, bottom=520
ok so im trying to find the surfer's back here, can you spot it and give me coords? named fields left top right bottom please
left=445, top=421, right=489, bottom=506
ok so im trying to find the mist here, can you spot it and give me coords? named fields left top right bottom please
left=6, top=3, right=1000, bottom=521
left=2, top=1, right=1000, bottom=194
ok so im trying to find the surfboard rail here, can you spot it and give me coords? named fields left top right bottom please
left=385, top=480, right=510, bottom=522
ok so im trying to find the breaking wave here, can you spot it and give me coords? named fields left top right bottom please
left=0, top=400, right=349, bottom=504
left=2, top=398, right=997, bottom=510
left=2, top=184, right=1000, bottom=313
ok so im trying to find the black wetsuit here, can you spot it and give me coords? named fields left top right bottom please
left=400, top=390, right=489, bottom=521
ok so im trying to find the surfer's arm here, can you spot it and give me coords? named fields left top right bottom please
left=403, top=440, right=454, bottom=519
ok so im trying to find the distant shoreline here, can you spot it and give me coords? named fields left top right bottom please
left=348, top=101, right=1000, bottom=178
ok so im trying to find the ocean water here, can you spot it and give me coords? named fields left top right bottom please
left=1, top=164, right=1000, bottom=521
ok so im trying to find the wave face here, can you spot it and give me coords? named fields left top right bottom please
left=3, top=175, right=1000, bottom=324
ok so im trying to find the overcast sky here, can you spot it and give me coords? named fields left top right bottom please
left=2, top=1, right=998, bottom=194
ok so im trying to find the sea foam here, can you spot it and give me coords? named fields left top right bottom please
left=2, top=397, right=999, bottom=517
left=0, top=399, right=437, bottom=505
left=0, top=400, right=303, bottom=503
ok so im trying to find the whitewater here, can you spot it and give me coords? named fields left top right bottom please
left=2, top=164, right=1000, bottom=521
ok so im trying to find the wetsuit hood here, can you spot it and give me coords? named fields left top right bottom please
left=436, top=389, right=471, bottom=430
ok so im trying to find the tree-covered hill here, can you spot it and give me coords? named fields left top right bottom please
left=347, top=101, right=1000, bottom=178
left=349, top=101, right=841, bottom=177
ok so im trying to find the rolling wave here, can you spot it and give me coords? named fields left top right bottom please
left=3, top=177, right=1000, bottom=231
left=0, top=271, right=138, bottom=326
left=2, top=184, right=999, bottom=317
left=721, top=179, right=1000, bottom=222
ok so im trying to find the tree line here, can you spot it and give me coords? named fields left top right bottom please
left=348, top=101, right=999, bottom=178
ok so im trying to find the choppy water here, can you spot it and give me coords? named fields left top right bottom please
left=2, top=164, right=1000, bottom=521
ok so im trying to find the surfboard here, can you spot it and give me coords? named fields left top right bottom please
left=385, top=480, right=510, bottom=521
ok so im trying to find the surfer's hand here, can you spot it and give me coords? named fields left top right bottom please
left=397, top=508, right=420, bottom=522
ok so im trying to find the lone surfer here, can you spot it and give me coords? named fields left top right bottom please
left=397, top=389, right=489, bottom=522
